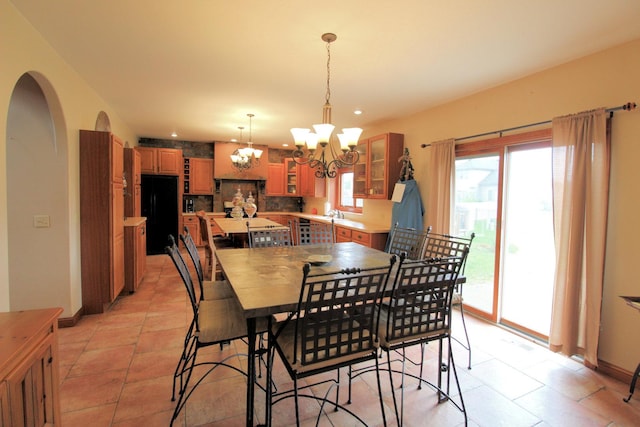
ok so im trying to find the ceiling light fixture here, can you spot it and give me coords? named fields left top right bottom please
left=230, top=113, right=263, bottom=172
left=290, top=33, right=362, bottom=179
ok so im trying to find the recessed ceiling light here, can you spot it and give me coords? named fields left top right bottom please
left=171, top=132, right=178, bottom=137
left=231, top=138, right=238, bottom=142
left=354, top=109, right=362, bottom=115
left=282, top=143, right=289, bottom=147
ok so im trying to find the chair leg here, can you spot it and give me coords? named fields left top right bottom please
left=293, top=377, right=301, bottom=427
left=446, top=338, right=468, bottom=424
left=458, top=305, right=472, bottom=369
left=374, top=356, right=388, bottom=427
left=418, top=342, right=426, bottom=390
left=347, top=365, right=353, bottom=404
left=385, top=351, right=401, bottom=426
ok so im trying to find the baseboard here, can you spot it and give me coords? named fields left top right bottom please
left=58, top=307, right=84, bottom=328
left=598, top=359, right=633, bottom=384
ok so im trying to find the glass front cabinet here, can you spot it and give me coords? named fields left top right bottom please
left=353, top=133, right=404, bottom=199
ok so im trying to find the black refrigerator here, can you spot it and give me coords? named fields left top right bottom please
left=141, top=175, right=179, bottom=255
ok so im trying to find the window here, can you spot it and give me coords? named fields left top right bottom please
left=335, top=169, right=363, bottom=213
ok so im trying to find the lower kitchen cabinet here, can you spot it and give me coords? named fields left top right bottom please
left=182, top=215, right=201, bottom=246
left=335, top=225, right=388, bottom=251
left=124, top=217, right=147, bottom=293
left=0, top=308, right=62, bottom=427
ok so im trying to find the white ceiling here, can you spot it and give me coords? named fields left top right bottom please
left=10, top=0, right=640, bottom=146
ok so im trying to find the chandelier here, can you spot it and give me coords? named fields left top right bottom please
left=290, top=33, right=362, bottom=179
left=230, top=113, right=263, bottom=172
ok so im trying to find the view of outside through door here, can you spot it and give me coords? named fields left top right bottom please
left=453, top=145, right=555, bottom=338
left=502, top=147, right=555, bottom=336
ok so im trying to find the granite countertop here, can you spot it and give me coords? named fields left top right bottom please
left=124, top=216, right=147, bottom=227
left=184, top=211, right=390, bottom=233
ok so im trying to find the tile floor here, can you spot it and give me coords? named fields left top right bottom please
left=58, top=252, right=640, bottom=426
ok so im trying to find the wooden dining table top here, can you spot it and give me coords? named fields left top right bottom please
left=214, top=217, right=288, bottom=235
left=215, top=242, right=396, bottom=318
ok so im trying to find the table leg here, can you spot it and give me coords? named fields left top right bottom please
left=246, top=317, right=256, bottom=427
left=624, top=362, right=640, bottom=402
left=265, top=316, right=273, bottom=427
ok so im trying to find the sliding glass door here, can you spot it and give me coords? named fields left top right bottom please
left=453, top=131, right=554, bottom=339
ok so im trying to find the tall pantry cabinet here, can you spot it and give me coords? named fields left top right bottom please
left=80, top=130, right=125, bottom=314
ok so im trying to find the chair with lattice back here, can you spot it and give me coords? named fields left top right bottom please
left=422, top=230, right=475, bottom=369
left=376, top=252, right=468, bottom=426
left=289, top=218, right=335, bottom=245
left=165, top=235, right=267, bottom=425
left=269, top=257, right=397, bottom=426
left=180, top=226, right=235, bottom=301
left=246, top=221, right=292, bottom=248
left=386, top=222, right=431, bottom=260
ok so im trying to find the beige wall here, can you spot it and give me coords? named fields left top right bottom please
left=2, top=0, right=639, bottom=373
left=358, top=39, right=640, bottom=373
left=0, top=0, right=136, bottom=315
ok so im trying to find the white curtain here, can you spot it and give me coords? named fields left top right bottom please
left=426, top=138, right=455, bottom=234
left=550, top=108, right=609, bottom=367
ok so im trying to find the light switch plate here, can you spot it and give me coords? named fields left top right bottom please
left=33, top=215, right=50, bottom=228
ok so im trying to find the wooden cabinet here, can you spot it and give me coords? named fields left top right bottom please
left=125, top=218, right=147, bottom=293
left=267, top=160, right=317, bottom=197
left=182, top=215, right=201, bottom=246
left=136, top=147, right=182, bottom=175
left=0, top=381, right=9, bottom=426
left=284, top=159, right=299, bottom=196
left=299, top=164, right=326, bottom=198
left=184, top=158, right=213, bottom=194
left=124, top=148, right=141, bottom=217
left=0, top=308, right=62, bottom=427
left=353, top=133, right=404, bottom=199
left=80, top=130, right=125, bottom=314
left=334, top=225, right=388, bottom=251
left=267, top=163, right=285, bottom=195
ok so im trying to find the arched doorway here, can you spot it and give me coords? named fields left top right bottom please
left=6, top=72, right=74, bottom=314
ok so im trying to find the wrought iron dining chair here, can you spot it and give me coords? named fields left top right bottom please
left=246, top=221, right=293, bottom=248
left=195, top=211, right=216, bottom=280
left=386, top=222, right=431, bottom=260
left=165, top=235, right=268, bottom=425
left=375, top=252, right=468, bottom=426
left=423, top=230, right=475, bottom=369
left=269, top=257, right=397, bottom=427
left=180, top=226, right=235, bottom=301
left=289, top=218, right=335, bottom=245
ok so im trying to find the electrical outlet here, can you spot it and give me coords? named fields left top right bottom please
left=33, top=215, right=50, bottom=228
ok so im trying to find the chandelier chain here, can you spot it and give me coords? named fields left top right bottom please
left=325, top=39, right=331, bottom=105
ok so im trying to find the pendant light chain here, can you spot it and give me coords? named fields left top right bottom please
left=325, top=39, right=331, bottom=106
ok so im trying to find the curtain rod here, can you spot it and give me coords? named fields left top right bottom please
left=420, top=101, right=637, bottom=148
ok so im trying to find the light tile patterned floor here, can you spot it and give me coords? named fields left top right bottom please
left=58, top=252, right=640, bottom=426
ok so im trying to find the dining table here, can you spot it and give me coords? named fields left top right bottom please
left=215, top=241, right=396, bottom=427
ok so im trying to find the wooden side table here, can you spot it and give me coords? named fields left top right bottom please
left=621, top=296, right=640, bottom=402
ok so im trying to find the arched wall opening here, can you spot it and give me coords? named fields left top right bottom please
left=6, top=72, right=74, bottom=314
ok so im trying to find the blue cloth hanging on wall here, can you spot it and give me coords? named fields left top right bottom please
left=390, top=179, right=424, bottom=231
left=385, top=179, right=425, bottom=251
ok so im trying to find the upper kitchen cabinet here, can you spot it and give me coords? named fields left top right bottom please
left=137, top=146, right=182, bottom=175
left=124, top=148, right=141, bottom=217
left=184, top=157, right=213, bottom=194
left=353, top=133, right=404, bottom=199
left=266, top=162, right=285, bottom=195
left=284, top=159, right=299, bottom=196
left=299, top=163, right=326, bottom=198
left=80, top=130, right=125, bottom=314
